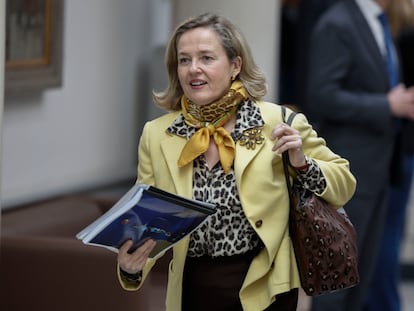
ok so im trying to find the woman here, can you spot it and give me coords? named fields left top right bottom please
left=116, top=13, right=356, bottom=311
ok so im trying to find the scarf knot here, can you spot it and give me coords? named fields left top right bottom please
left=177, top=81, right=248, bottom=173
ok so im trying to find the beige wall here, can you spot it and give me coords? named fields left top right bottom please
left=1, top=0, right=152, bottom=207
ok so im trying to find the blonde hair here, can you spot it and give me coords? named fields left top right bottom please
left=387, top=0, right=414, bottom=37
left=153, top=13, right=267, bottom=111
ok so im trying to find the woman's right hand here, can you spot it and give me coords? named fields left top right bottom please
left=117, top=239, right=157, bottom=274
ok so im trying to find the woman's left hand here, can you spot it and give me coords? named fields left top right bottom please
left=270, top=122, right=307, bottom=168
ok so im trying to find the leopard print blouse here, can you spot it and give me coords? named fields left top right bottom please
left=167, top=100, right=326, bottom=258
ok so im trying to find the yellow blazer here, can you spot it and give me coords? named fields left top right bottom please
left=119, top=101, right=356, bottom=311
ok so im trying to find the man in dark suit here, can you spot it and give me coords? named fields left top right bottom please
left=295, top=0, right=342, bottom=112
left=365, top=3, right=414, bottom=309
left=305, top=0, right=414, bottom=310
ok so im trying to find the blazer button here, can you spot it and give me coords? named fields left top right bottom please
left=255, top=220, right=263, bottom=228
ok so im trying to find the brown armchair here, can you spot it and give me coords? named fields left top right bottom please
left=0, top=195, right=166, bottom=311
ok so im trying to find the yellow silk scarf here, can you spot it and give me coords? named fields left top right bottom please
left=177, top=80, right=248, bottom=173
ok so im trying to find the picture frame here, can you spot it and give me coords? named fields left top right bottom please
left=5, top=0, right=63, bottom=95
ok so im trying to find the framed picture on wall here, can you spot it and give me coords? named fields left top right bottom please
left=5, top=0, right=63, bottom=95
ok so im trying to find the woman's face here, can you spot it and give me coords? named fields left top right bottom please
left=177, top=27, right=241, bottom=106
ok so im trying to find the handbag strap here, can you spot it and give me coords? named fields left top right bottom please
left=281, top=105, right=296, bottom=200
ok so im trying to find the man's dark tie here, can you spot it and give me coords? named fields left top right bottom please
left=378, top=12, right=399, bottom=88
left=378, top=12, right=402, bottom=158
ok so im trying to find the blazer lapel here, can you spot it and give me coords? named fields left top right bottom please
left=160, top=135, right=193, bottom=198
left=234, top=139, right=265, bottom=180
left=159, top=119, right=266, bottom=197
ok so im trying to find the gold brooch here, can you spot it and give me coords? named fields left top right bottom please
left=239, top=127, right=264, bottom=150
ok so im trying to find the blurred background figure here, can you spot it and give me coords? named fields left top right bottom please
left=278, top=0, right=299, bottom=109
left=278, top=0, right=341, bottom=112
left=294, top=0, right=341, bottom=114
left=364, top=0, right=414, bottom=310
left=304, top=0, right=414, bottom=310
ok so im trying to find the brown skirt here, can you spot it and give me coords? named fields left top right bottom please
left=181, top=251, right=298, bottom=311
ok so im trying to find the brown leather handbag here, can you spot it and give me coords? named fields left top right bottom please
left=281, top=106, right=360, bottom=296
